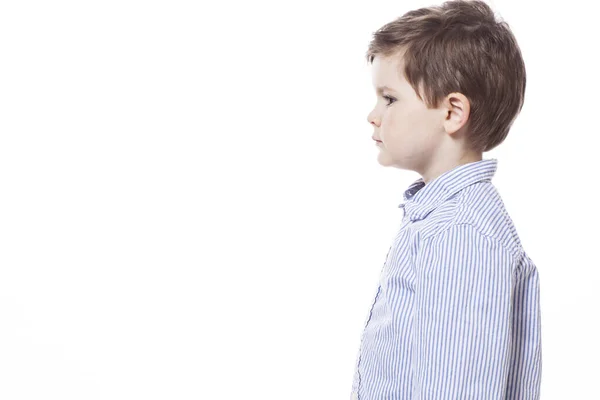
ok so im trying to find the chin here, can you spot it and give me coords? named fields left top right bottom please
left=377, top=151, right=409, bottom=170
left=376, top=151, right=395, bottom=167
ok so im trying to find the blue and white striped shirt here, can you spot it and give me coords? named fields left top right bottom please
left=351, top=158, right=542, bottom=399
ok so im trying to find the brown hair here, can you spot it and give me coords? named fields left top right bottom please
left=366, top=0, right=526, bottom=153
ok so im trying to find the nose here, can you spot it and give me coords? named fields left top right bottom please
left=367, top=108, right=379, bottom=127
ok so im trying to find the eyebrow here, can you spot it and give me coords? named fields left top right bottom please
left=375, top=85, right=397, bottom=94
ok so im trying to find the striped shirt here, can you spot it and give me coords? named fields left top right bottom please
left=350, top=158, right=542, bottom=400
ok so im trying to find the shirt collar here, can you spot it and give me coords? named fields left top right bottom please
left=398, top=158, right=498, bottom=222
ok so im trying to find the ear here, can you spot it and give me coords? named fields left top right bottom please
left=442, top=92, right=470, bottom=135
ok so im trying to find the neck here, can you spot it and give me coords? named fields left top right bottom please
left=422, top=152, right=483, bottom=184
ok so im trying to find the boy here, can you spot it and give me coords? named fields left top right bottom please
left=351, top=1, right=542, bottom=399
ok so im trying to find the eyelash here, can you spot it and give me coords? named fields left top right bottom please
left=383, top=95, right=396, bottom=106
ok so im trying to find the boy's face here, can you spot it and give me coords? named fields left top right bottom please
left=368, top=52, right=449, bottom=176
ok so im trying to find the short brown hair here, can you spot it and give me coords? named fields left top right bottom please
left=366, top=0, right=526, bottom=153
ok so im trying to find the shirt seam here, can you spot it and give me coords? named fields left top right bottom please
left=422, top=221, right=520, bottom=263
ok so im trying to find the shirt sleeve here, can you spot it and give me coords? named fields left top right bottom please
left=505, top=252, right=542, bottom=399
left=411, top=223, right=540, bottom=399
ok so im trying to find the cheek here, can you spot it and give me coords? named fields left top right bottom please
left=381, top=111, right=407, bottom=141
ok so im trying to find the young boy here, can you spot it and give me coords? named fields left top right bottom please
left=351, top=1, right=542, bottom=399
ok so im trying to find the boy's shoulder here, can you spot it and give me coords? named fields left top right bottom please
left=417, top=181, right=523, bottom=258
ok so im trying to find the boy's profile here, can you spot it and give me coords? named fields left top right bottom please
left=351, top=1, right=542, bottom=399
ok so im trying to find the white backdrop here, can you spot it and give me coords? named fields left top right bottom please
left=1, top=0, right=598, bottom=399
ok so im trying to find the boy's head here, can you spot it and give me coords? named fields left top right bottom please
left=367, top=0, right=525, bottom=183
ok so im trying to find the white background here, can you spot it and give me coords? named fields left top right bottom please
left=0, top=0, right=598, bottom=399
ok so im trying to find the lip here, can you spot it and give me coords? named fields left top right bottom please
left=371, top=136, right=382, bottom=142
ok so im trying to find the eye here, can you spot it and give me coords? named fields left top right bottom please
left=383, top=95, right=396, bottom=106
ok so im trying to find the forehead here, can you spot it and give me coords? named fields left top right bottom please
left=371, top=54, right=406, bottom=91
